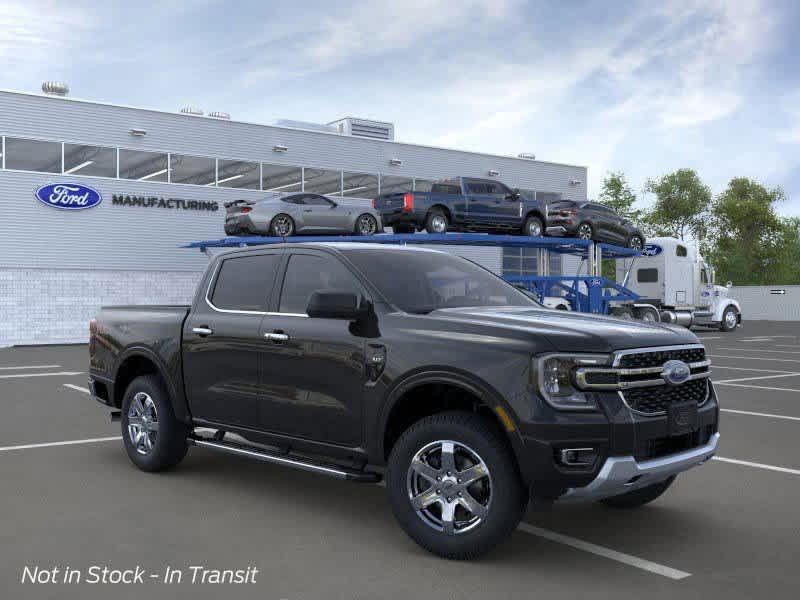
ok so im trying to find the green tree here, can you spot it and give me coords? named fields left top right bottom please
left=598, top=171, right=640, bottom=220
left=707, top=178, right=787, bottom=285
left=642, top=169, right=711, bottom=241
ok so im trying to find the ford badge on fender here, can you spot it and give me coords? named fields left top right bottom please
left=35, top=183, right=103, bottom=210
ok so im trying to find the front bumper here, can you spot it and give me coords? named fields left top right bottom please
left=559, top=432, right=719, bottom=502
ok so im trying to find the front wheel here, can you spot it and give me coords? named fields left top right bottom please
left=386, top=411, right=527, bottom=560
left=600, top=475, right=676, bottom=509
left=121, top=375, right=188, bottom=472
left=720, top=306, right=739, bottom=332
left=355, top=213, right=379, bottom=235
left=523, top=215, right=544, bottom=237
left=628, top=234, right=644, bottom=250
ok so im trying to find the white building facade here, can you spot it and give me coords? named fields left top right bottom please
left=0, top=89, right=588, bottom=345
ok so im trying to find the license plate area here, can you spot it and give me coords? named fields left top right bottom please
left=667, top=400, right=699, bottom=436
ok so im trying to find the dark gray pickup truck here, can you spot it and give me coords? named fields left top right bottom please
left=373, top=176, right=549, bottom=236
left=89, top=242, right=719, bottom=559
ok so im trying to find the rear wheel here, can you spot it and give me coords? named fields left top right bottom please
left=270, top=214, right=295, bottom=237
left=386, top=411, right=527, bottom=559
left=600, top=475, right=676, bottom=509
left=634, top=305, right=660, bottom=323
left=720, top=306, right=739, bottom=332
left=121, top=375, right=188, bottom=472
left=355, top=213, right=379, bottom=235
left=425, top=209, right=449, bottom=234
left=523, top=215, right=544, bottom=237
left=576, top=222, right=593, bottom=240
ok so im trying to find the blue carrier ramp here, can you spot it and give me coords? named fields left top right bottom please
left=185, top=233, right=640, bottom=314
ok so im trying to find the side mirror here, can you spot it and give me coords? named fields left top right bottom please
left=307, top=291, right=364, bottom=320
left=508, top=188, right=521, bottom=200
left=726, top=281, right=733, bottom=289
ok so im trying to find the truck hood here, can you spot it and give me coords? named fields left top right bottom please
left=427, top=306, right=699, bottom=353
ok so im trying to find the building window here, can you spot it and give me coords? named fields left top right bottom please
left=119, top=149, right=168, bottom=182
left=170, top=154, right=216, bottom=186
left=217, top=159, right=260, bottom=189
left=502, top=248, right=562, bottom=277
left=342, top=171, right=379, bottom=198
left=262, top=163, right=302, bottom=192
left=380, top=176, right=413, bottom=195
left=304, top=167, right=342, bottom=195
left=63, top=143, right=117, bottom=177
left=4, top=137, right=61, bottom=173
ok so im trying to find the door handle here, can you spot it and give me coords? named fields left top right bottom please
left=192, top=327, right=213, bottom=336
left=264, top=332, right=289, bottom=342
left=304, top=209, right=313, bottom=213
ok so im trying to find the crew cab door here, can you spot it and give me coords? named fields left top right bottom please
left=257, top=250, right=368, bottom=446
left=182, top=251, right=282, bottom=428
left=463, top=179, right=495, bottom=226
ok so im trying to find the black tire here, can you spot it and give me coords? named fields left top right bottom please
left=425, top=209, right=449, bottom=234
left=720, top=306, right=739, bottom=332
left=628, top=234, right=644, bottom=250
left=576, top=222, right=593, bottom=240
left=355, top=213, right=379, bottom=236
left=269, top=214, right=295, bottom=237
left=392, top=224, right=416, bottom=234
left=600, top=475, right=676, bottom=509
left=224, top=224, right=240, bottom=236
left=634, top=306, right=660, bottom=323
left=523, top=215, right=544, bottom=237
left=386, top=411, right=527, bottom=560
left=121, top=375, right=189, bottom=472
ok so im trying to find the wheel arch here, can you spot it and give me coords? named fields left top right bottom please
left=377, top=368, right=525, bottom=466
left=112, top=347, right=189, bottom=422
left=523, top=209, right=545, bottom=223
left=427, top=204, right=452, bottom=222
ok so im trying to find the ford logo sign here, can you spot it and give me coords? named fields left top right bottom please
left=662, top=360, right=691, bottom=386
left=35, top=183, right=102, bottom=210
left=642, top=244, right=663, bottom=257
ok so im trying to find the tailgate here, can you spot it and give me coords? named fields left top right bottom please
left=373, top=192, right=409, bottom=212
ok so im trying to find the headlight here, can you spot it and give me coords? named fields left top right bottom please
left=534, top=353, right=611, bottom=410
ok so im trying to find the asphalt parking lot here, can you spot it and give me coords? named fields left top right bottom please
left=2, top=321, right=800, bottom=599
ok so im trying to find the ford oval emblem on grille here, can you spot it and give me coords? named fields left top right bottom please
left=662, top=360, right=691, bottom=385
left=35, top=183, right=103, bottom=210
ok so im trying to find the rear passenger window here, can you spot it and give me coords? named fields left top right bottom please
left=279, top=254, right=364, bottom=314
left=676, top=245, right=688, bottom=257
left=430, top=184, right=461, bottom=194
left=211, top=254, right=280, bottom=311
left=637, top=268, right=659, bottom=283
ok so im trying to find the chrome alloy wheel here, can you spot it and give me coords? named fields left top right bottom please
left=629, top=236, right=643, bottom=250
left=357, top=214, right=377, bottom=235
left=272, top=215, right=294, bottom=236
left=430, top=215, right=447, bottom=233
left=127, top=392, right=159, bottom=455
left=526, top=219, right=543, bottom=236
left=724, top=308, right=738, bottom=329
left=577, top=223, right=593, bottom=240
left=406, top=440, right=492, bottom=535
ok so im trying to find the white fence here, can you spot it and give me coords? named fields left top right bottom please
left=729, top=285, right=800, bottom=321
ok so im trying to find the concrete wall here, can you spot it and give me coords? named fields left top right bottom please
left=729, top=285, right=800, bottom=321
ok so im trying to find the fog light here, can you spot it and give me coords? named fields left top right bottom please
left=558, top=447, right=598, bottom=467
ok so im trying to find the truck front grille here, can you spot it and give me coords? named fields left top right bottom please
left=617, top=347, right=706, bottom=369
left=621, top=378, right=709, bottom=414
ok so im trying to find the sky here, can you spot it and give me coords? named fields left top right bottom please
left=2, top=0, right=799, bottom=214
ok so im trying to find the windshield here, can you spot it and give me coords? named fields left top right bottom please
left=341, top=249, right=538, bottom=314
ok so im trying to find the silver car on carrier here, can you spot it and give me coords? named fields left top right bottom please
left=224, top=192, right=383, bottom=237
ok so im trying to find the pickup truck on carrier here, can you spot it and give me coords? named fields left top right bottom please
left=89, top=242, right=720, bottom=559
left=373, top=176, right=548, bottom=236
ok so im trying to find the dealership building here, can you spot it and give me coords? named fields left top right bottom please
left=0, top=85, right=588, bottom=346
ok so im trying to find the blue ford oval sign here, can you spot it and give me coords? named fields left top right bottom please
left=35, top=183, right=103, bottom=210
left=642, top=244, right=663, bottom=257
left=662, top=360, right=691, bottom=386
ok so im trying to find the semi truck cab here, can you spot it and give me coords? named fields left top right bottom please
left=618, top=236, right=741, bottom=331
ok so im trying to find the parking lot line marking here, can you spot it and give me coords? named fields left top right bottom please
left=711, top=365, right=797, bottom=373
left=0, top=436, right=122, bottom=453
left=721, top=408, right=800, bottom=422
left=717, top=347, right=800, bottom=355
left=0, top=364, right=61, bottom=370
left=708, top=354, right=800, bottom=363
left=516, top=524, right=691, bottom=580
left=715, top=373, right=800, bottom=384
left=696, top=335, right=722, bottom=340
left=0, top=371, right=84, bottom=379
left=773, top=344, right=800, bottom=349
left=63, top=383, right=90, bottom=394
left=713, top=456, right=800, bottom=476
left=714, top=382, right=800, bottom=393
